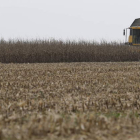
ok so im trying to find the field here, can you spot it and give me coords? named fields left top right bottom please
left=0, top=39, right=140, bottom=63
left=0, top=62, right=140, bottom=140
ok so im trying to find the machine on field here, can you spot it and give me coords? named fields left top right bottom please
left=124, top=18, right=140, bottom=45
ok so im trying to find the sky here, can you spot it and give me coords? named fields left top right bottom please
left=0, top=0, right=139, bottom=42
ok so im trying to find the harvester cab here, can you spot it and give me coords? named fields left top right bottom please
left=124, top=18, right=140, bottom=45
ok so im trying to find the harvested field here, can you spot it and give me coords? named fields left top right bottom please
left=0, top=62, right=140, bottom=140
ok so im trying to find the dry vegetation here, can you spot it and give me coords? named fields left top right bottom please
left=0, top=39, right=140, bottom=63
left=0, top=62, right=140, bottom=140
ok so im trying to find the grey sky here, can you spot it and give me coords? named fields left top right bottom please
left=0, top=0, right=139, bottom=42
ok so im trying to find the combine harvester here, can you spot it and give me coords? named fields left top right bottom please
left=124, top=18, right=140, bottom=45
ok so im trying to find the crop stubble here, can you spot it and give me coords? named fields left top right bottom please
left=0, top=62, right=140, bottom=140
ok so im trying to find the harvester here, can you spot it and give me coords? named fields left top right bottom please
left=124, top=18, right=140, bottom=45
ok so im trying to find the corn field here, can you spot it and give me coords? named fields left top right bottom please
left=0, top=39, right=140, bottom=63
left=0, top=62, right=140, bottom=140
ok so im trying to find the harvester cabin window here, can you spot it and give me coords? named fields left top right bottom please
left=130, top=29, right=133, bottom=35
left=131, top=29, right=140, bottom=44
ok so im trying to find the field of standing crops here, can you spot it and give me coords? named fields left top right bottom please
left=0, top=62, right=140, bottom=140
left=0, top=39, right=140, bottom=63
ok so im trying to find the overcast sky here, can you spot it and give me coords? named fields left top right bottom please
left=0, top=0, right=139, bottom=42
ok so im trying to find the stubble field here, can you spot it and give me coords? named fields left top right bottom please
left=0, top=62, right=140, bottom=140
